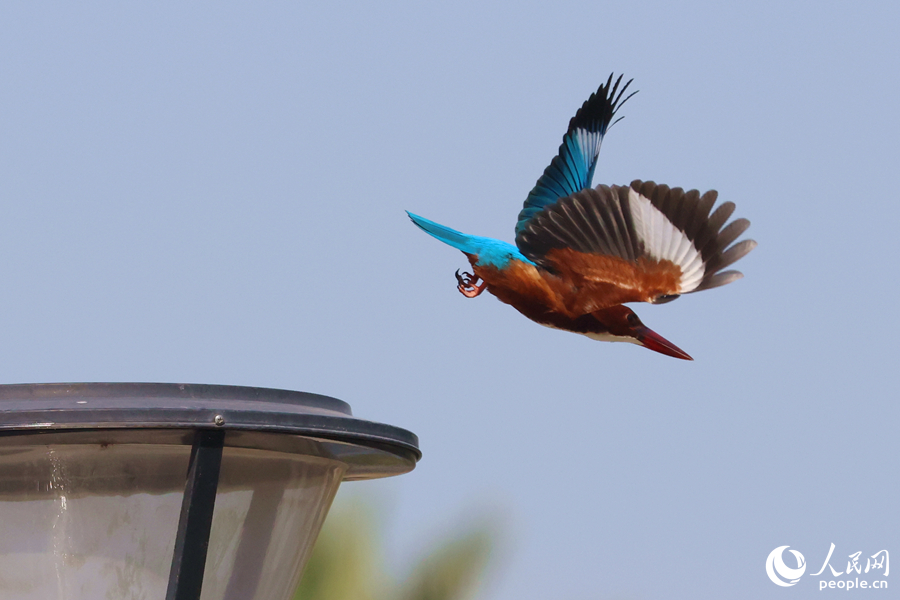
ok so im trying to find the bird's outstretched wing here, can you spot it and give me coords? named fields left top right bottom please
left=515, top=74, right=636, bottom=235
left=515, top=181, right=757, bottom=311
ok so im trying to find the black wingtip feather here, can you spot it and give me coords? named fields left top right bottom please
left=567, top=73, right=638, bottom=135
left=695, top=270, right=744, bottom=291
left=716, top=218, right=751, bottom=250
left=706, top=239, right=757, bottom=273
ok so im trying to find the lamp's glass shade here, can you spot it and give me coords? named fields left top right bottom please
left=200, top=446, right=345, bottom=600
left=0, top=433, right=345, bottom=600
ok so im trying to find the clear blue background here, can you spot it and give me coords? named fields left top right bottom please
left=1, top=1, right=898, bottom=598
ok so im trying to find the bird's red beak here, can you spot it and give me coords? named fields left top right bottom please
left=638, top=327, right=693, bottom=361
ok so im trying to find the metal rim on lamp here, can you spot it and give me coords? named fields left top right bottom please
left=0, top=382, right=421, bottom=474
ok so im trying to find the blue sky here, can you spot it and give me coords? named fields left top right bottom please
left=1, top=1, right=898, bottom=598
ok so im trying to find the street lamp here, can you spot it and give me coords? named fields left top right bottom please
left=0, top=383, right=419, bottom=600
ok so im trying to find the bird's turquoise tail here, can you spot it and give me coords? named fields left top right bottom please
left=406, top=211, right=484, bottom=255
left=406, top=211, right=535, bottom=268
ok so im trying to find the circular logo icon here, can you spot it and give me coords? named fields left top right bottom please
left=766, top=546, right=807, bottom=587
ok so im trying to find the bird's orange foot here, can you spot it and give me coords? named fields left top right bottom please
left=455, top=269, right=486, bottom=298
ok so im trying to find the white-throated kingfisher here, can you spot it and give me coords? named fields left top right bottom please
left=407, top=74, right=756, bottom=360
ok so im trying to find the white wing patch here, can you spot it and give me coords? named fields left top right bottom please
left=627, top=188, right=704, bottom=293
left=573, top=127, right=602, bottom=167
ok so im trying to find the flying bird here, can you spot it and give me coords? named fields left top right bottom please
left=407, top=74, right=756, bottom=360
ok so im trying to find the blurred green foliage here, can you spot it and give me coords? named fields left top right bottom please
left=294, top=495, right=495, bottom=600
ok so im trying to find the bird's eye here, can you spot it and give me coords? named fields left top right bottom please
left=626, top=313, right=638, bottom=325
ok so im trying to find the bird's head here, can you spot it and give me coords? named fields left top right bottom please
left=588, top=305, right=693, bottom=360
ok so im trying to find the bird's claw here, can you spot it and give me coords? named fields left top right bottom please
left=455, top=269, right=486, bottom=298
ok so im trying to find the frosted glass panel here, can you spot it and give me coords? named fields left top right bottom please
left=0, top=443, right=189, bottom=600
left=0, top=439, right=345, bottom=600
left=200, top=447, right=346, bottom=600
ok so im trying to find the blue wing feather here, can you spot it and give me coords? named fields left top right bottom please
left=515, top=74, right=635, bottom=236
left=407, top=211, right=534, bottom=269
